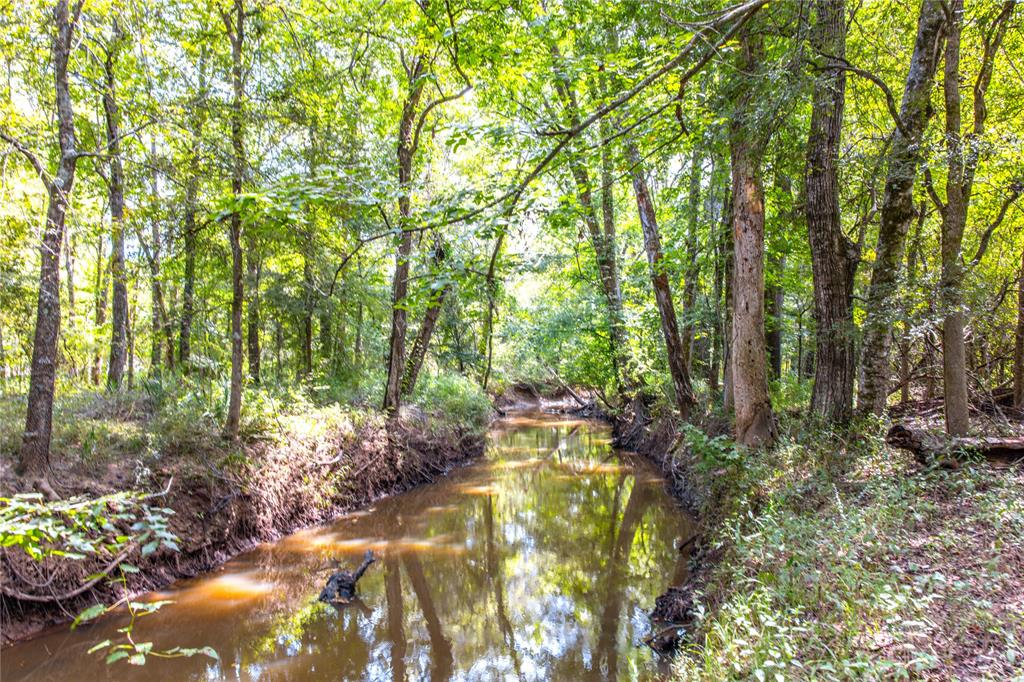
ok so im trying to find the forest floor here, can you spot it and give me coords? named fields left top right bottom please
left=0, top=383, right=488, bottom=644
left=621, top=401, right=1024, bottom=681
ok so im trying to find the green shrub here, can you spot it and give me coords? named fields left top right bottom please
left=412, top=372, right=491, bottom=431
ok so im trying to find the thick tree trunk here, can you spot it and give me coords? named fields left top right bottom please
left=806, top=0, right=858, bottom=425
left=939, top=0, right=969, bottom=435
left=626, top=141, right=696, bottom=421
left=858, top=0, right=946, bottom=416
left=19, top=1, right=82, bottom=481
left=224, top=0, right=245, bottom=439
left=383, top=56, right=427, bottom=413
left=103, top=27, right=128, bottom=392
left=729, top=32, right=775, bottom=447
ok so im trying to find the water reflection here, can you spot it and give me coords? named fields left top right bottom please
left=1, top=412, right=694, bottom=681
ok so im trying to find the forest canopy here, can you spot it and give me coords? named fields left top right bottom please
left=0, top=0, right=1021, bottom=475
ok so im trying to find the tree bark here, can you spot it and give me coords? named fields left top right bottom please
left=223, top=0, right=246, bottom=439
left=383, top=55, right=427, bottom=413
left=806, top=0, right=858, bottom=425
left=765, top=252, right=784, bottom=381
left=858, top=0, right=946, bottom=416
left=401, top=238, right=450, bottom=397
left=1015, top=249, right=1024, bottom=408
left=179, top=50, right=207, bottom=369
left=729, top=31, right=775, bottom=447
left=936, top=1, right=1014, bottom=434
left=681, top=150, right=702, bottom=373
left=246, top=254, right=261, bottom=384
left=19, top=0, right=82, bottom=481
left=92, top=236, right=107, bottom=385
left=626, top=141, right=696, bottom=420
left=103, top=23, right=128, bottom=392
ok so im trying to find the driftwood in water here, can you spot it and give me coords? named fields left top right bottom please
left=886, top=424, right=1024, bottom=467
left=319, top=550, right=376, bottom=603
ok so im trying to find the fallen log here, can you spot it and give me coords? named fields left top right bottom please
left=319, top=550, right=376, bottom=604
left=886, top=424, right=1024, bottom=467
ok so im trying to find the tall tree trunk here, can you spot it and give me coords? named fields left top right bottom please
left=178, top=51, right=207, bottom=369
left=401, top=238, right=450, bottom=397
left=626, top=141, right=696, bottom=420
left=1014, top=249, right=1024, bottom=408
left=103, top=24, right=128, bottom=392
left=765, top=253, right=784, bottom=381
left=383, top=56, right=427, bottom=413
left=17, top=0, right=82, bottom=482
left=938, top=0, right=969, bottom=435
left=729, top=31, right=775, bottom=447
left=806, top=0, right=857, bottom=425
left=246, top=254, right=261, bottom=384
left=936, top=1, right=1014, bottom=434
left=858, top=0, right=946, bottom=416
left=92, top=235, right=107, bottom=385
left=223, top=0, right=246, bottom=439
left=681, top=150, right=702, bottom=372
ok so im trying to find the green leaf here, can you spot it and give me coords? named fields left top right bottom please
left=87, top=639, right=112, bottom=654
left=72, top=604, right=107, bottom=629
left=106, top=651, right=129, bottom=664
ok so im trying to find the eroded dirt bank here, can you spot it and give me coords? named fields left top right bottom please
left=1, top=413, right=484, bottom=645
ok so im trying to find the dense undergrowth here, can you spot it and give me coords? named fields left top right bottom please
left=671, top=415, right=1024, bottom=681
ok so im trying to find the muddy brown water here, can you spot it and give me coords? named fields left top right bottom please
left=1, top=412, right=694, bottom=681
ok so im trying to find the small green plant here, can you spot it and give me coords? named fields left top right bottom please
left=78, top=568, right=218, bottom=666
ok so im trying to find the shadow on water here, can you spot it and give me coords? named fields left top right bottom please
left=1, top=411, right=695, bottom=681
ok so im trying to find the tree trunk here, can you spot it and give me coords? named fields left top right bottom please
left=806, top=0, right=858, bottom=424
left=938, top=0, right=969, bottom=435
left=383, top=56, right=427, bottom=413
left=1015, top=249, right=1024, bottom=408
left=19, top=0, right=81, bottom=481
left=178, top=51, right=206, bottom=369
left=858, top=0, right=946, bottom=416
left=626, top=141, right=696, bottom=420
left=92, top=236, right=107, bottom=385
left=103, top=25, right=128, bottom=392
left=681, top=150, right=702, bottom=373
left=224, top=0, right=245, bottom=439
left=765, top=253, right=784, bottom=381
left=936, top=1, right=1014, bottom=434
left=401, top=238, right=450, bottom=397
left=246, top=254, right=261, bottom=384
left=729, top=31, right=775, bottom=447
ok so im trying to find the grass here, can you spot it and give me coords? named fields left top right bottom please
left=674, top=418, right=1024, bottom=681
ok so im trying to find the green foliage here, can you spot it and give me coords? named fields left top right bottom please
left=412, top=372, right=491, bottom=431
left=673, top=428, right=1024, bottom=680
left=0, top=492, right=174, bottom=562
